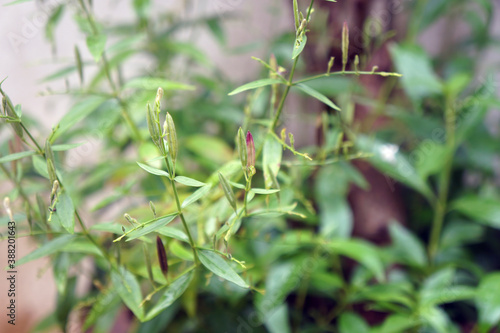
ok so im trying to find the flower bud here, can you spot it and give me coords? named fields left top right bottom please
left=342, top=22, right=349, bottom=71
left=149, top=201, right=157, bottom=218
left=156, top=236, right=168, bottom=279
left=237, top=127, right=247, bottom=169
left=327, top=56, right=334, bottom=74
left=246, top=131, right=255, bottom=169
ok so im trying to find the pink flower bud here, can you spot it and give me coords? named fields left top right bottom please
left=246, top=131, right=255, bottom=168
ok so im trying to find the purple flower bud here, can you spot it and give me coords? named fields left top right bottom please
left=246, top=131, right=255, bottom=168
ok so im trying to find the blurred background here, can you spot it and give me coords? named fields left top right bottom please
left=1, top=0, right=500, bottom=332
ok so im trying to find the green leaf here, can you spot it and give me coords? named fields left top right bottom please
left=86, top=34, right=107, bottom=62
left=0, top=150, right=35, bottom=163
left=422, top=286, right=476, bottom=307
left=372, top=314, right=420, bottom=333
left=228, top=78, right=283, bottom=96
left=328, top=239, right=385, bottom=281
left=292, top=34, right=307, bottom=60
left=32, top=155, right=49, bottom=179
left=111, top=267, right=144, bottom=321
left=4, top=0, right=33, bottom=5
left=52, top=96, right=106, bottom=141
left=415, top=141, right=450, bottom=180
left=250, top=188, right=280, bottom=195
left=137, top=162, right=170, bottom=177
left=16, top=235, right=77, bottom=266
left=294, top=83, right=341, bottom=111
left=51, top=142, right=85, bottom=151
left=156, top=227, right=189, bottom=243
left=263, top=134, right=282, bottom=189
left=339, top=312, right=370, bottom=333
left=441, top=220, right=484, bottom=249
left=174, top=176, right=206, bottom=187
left=388, top=222, right=427, bottom=267
left=56, top=191, right=75, bottom=234
left=315, top=164, right=352, bottom=239
left=124, top=77, right=195, bottom=91
left=264, top=304, right=291, bottom=333
left=125, top=214, right=177, bottom=241
left=181, top=185, right=211, bottom=209
left=476, top=272, right=500, bottom=331
left=198, top=249, right=249, bottom=289
left=450, top=196, right=500, bottom=228
left=390, top=43, right=442, bottom=100
left=145, top=270, right=194, bottom=321
left=356, top=136, right=433, bottom=200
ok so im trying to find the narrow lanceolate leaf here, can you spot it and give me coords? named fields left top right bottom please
left=156, top=236, right=168, bottom=279
left=295, top=83, right=341, bottom=111
left=16, top=235, right=77, bottom=266
left=198, top=249, right=249, bottom=289
left=56, top=191, right=75, bottom=234
left=292, top=34, right=307, bottom=60
left=124, top=77, right=195, bottom=91
left=228, top=78, right=283, bottom=96
left=181, top=185, right=211, bottom=209
left=111, top=267, right=145, bottom=321
left=218, top=172, right=237, bottom=213
left=0, top=151, right=35, bottom=164
left=137, top=162, right=170, bottom=177
left=74, top=45, right=83, bottom=83
left=86, top=34, right=107, bottom=62
left=121, top=213, right=177, bottom=242
left=174, top=176, right=206, bottom=187
left=251, top=188, right=280, bottom=195
left=145, top=269, right=194, bottom=321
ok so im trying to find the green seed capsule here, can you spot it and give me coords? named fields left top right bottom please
left=164, top=112, right=177, bottom=164
left=218, top=172, right=237, bottom=213
left=156, top=236, right=168, bottom=279
left=342, top=22, right=349, bottom=71
left=237, top=127, right=247, bottom=169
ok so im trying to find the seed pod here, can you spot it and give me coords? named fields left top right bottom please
left=74, top=46, right=83, bottom=84
left=164, top=112, right=177, bottom=164
left=237, top=127, right=247, bottom=169
left=146, top=103, right=160, bottom=145
left=4, top=102, right=23, bottom=139
left=288, top=132, right=295, bottom=149
left=124, top=213, right=137, bottom=226
left=246, top=131, right=255, bottom=169
left=327, top=56, right=334, bottom=74
left=45, top=140, right=56, bottom=180
left=156, top=236, right=168, bottom=279
left=149, top=201, right=156, bottom=218
left=50, top=180, right=59, bottom=205
left=47, top=159, right=57, bottom=185
left=342, top=22, right=349, bottom=72
left=218, top=172, right=237, bottom=213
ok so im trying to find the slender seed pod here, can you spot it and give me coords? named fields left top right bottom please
left=156, top=236, right=168, bottom=280
left=146, top=103, right=160, bottom=144
left=237, top=127, right=247, bottom=169
left=246, top=131, right=255, bottom=169
left=327, top=56, right=335, bottom=74
left=342, top=22, right=349, bottom=72
left=164, top=112, right=177, bottom=164
left=74, top=46, right=83, bottom=84
left=218, top=172, right=237, bottom=213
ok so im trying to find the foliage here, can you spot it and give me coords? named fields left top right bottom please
left=1, top=0, right=500, bottom=332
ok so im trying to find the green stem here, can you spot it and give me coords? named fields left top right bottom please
left=270, top=57, right=299, bottom=131
left=169, top=177, right=199, bottom=263
left=428, top=94, right=455, bottom=262
left=292, top=70, right=402, bottom=85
